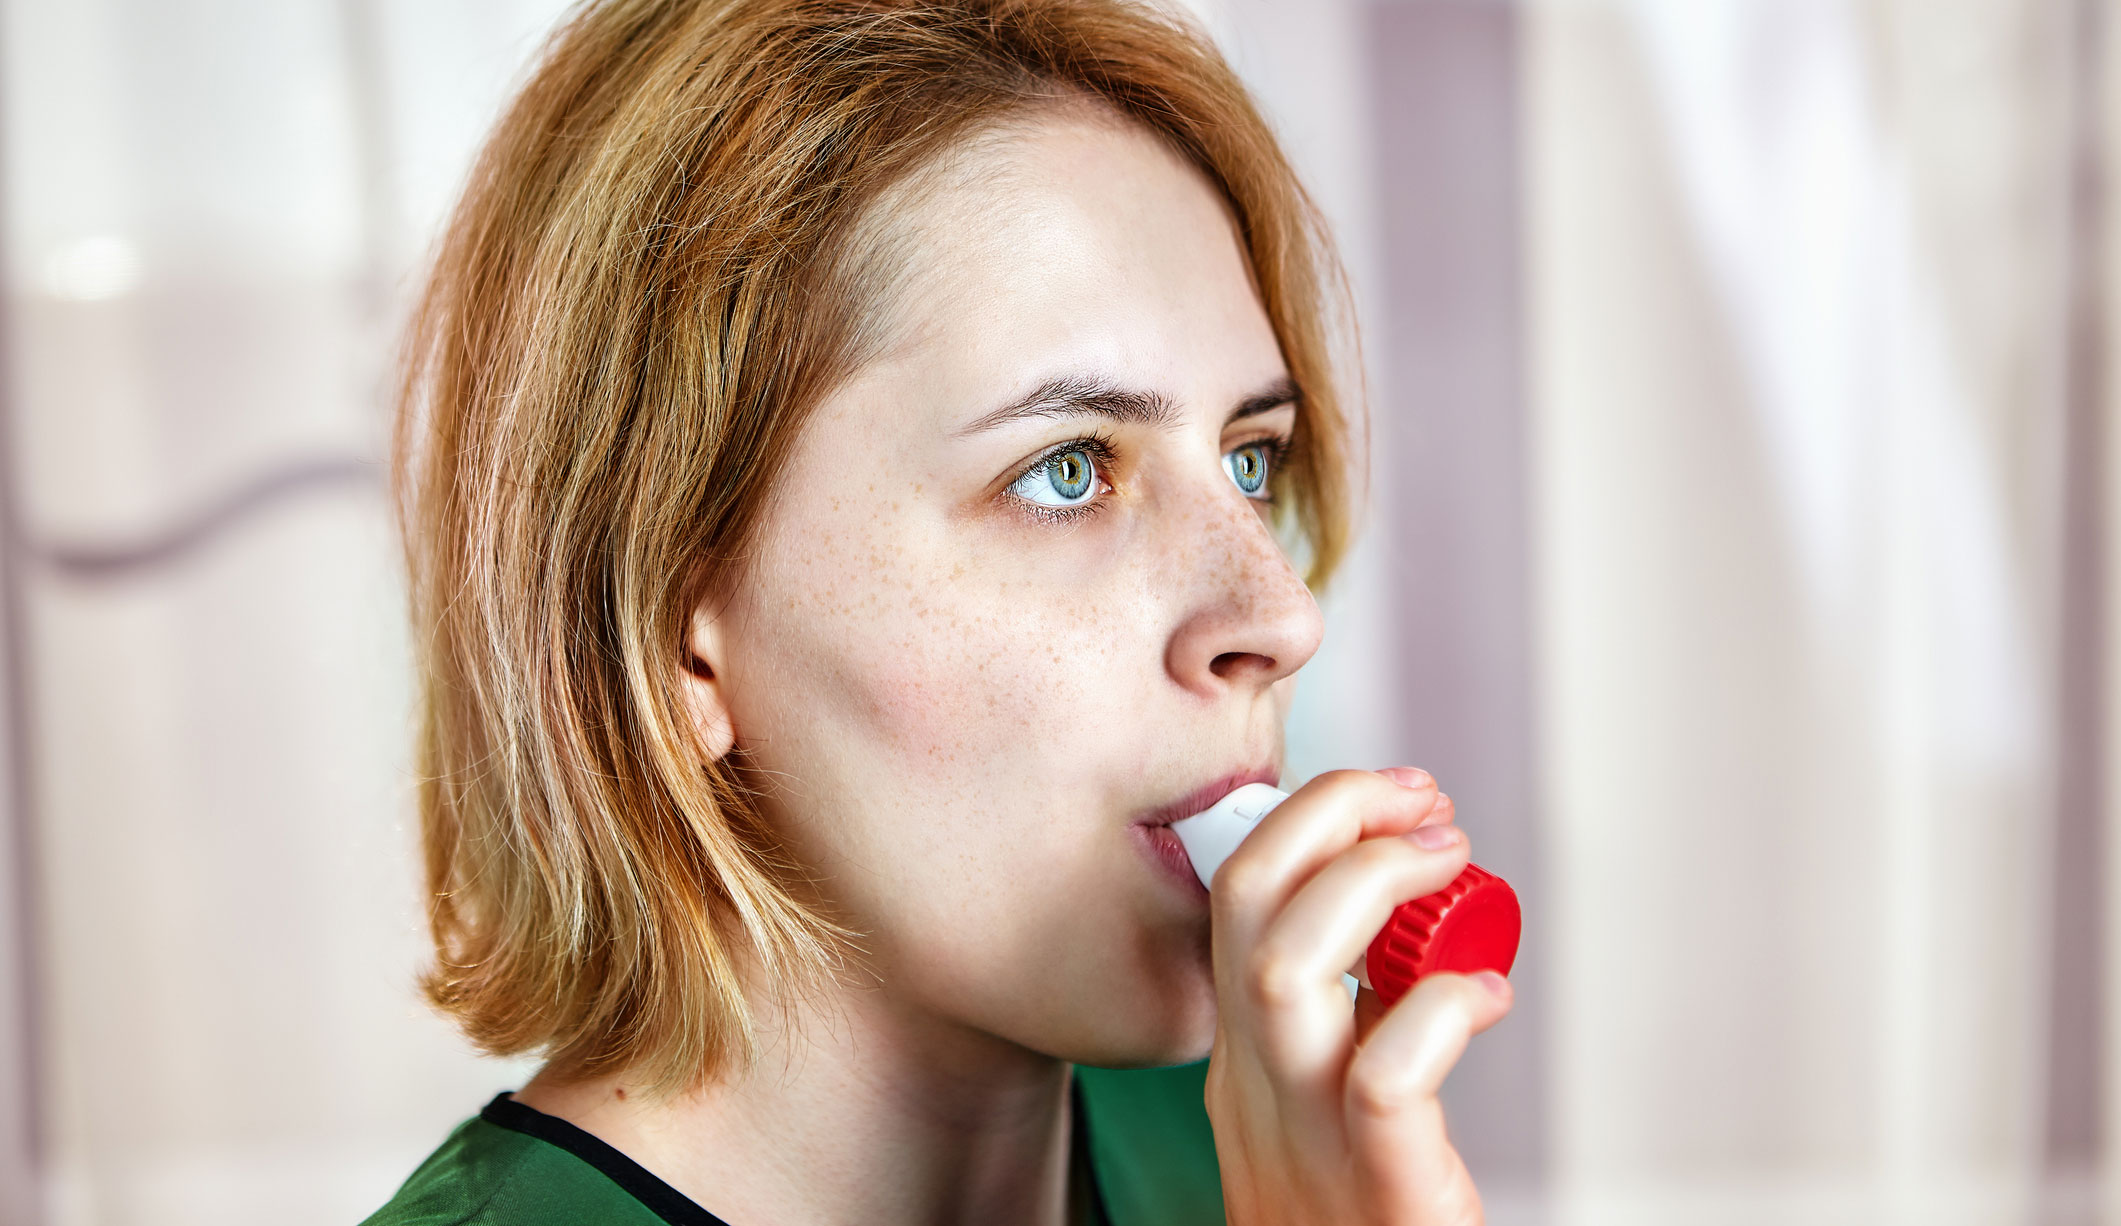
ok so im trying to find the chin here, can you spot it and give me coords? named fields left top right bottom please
left=1071, top=1023, right=1215, bottom=1071
left=1060, top=968, right=1219, bottom=1070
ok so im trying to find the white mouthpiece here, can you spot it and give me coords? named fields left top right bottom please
left=1169, top=783, right=1289, bottom=890
left=1170, top=781, right=1367, bottom=996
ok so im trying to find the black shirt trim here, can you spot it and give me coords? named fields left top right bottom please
left=481, top=1092, right=733, bottom=1226
left=480, top=1076, right=1111, bottom=1226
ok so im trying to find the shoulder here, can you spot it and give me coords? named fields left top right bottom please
left=1075, top=1060, right=1226, bottom=1226
left=360, top=1109, right=662, bottom=1226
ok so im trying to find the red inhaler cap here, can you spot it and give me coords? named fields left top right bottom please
left=1365, top=862, right=1521, bottom=1007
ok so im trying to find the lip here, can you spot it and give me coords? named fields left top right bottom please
left=1134, top=824, right=1210, bottom=901
left=1131, top=763, right=1281, bottom=829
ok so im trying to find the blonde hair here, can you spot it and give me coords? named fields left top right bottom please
left=396, top=0, right=1360, bottom=1094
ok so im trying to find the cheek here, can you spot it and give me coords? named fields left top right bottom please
left=746, top=500, right=1135, bottom=781
left=740, top=525, right=1153, bottom=960
left=839, top=578, right=1120, bottom=769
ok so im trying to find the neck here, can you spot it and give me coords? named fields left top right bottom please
left=514, top=977, right=1089, bottom=1226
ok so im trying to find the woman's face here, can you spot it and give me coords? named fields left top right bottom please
left=694, top=108, right=1323, bottom=1067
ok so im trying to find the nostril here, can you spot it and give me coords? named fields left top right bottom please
left=1209, top=651, right=1265, bottom=679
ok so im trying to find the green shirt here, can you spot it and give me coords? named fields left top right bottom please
left=362, top=1061, right=1224, bottom=1225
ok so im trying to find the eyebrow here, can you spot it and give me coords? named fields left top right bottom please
left=951, top=373, right=1299, bottom=437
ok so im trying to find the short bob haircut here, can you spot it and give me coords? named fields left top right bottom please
left=397, top=0, right=1362, bottom=1095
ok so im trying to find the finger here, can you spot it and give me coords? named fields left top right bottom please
left=1352, top=984, right=1388, bottom=1043
left=1343, top=971, right=1513, bottom=1196
left=1375, top=765, right=1431, bottom=791
left=1209, top=769, right=1440, bottom=958
left=1278, top=824, right=1469, bottom=992
left=1349, top=790, right=1449, bottom=997
left=1244, top=828, right=1471, bottom=1086
left=1380, top=771, right=1457, bottom=833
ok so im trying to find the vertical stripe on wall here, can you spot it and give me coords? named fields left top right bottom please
left=1363, top=0, right=1547, bottom=1198
left=2049, top=0, right=2108, bottom=1194
left=0, top=26, right=46, bottom=1222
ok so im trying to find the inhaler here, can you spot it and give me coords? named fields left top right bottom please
left=1169, top=783, right=1521, bottom=1006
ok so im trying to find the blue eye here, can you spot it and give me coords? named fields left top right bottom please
left=1224, top=440, right=1275, bottom=497
left=1008, top=444, right=1102, bottom=509
left=1002, top=433, right=1289, bottom=524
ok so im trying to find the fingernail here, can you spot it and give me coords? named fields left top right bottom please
left=1380, top=766, right=1433, bottom=790
left=1473, top=970, right=1510, bottom=997
left=1406, top=823, right=1461, bottom=850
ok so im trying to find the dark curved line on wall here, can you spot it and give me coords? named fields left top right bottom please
left=22, top=457, right=383, bottom=581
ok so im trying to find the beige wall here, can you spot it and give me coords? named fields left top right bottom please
left=1528, top=0, right=2083, bottom=1220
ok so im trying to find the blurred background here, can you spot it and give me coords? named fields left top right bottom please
left=0, top=0, right=2110, bottom=1222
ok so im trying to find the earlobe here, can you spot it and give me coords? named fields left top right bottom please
left=678, top=601, right=737, bottom=763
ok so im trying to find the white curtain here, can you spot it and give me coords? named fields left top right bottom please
left=1528, top=0, right=2101, bottom=1221
left=0, top=2, right=569, bottom=1221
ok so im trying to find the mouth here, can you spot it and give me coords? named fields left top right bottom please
left=1132, top=763, right=1281, bottom=829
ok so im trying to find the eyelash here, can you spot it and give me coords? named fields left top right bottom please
left=1005, top=430, right=1294, bottom=526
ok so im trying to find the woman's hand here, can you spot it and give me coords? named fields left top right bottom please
left=1203, top=767, right=1514, bottom=1226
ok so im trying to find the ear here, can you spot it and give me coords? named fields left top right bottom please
left=678, top=594, right=738, bottom=763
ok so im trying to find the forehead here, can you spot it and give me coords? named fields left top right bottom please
left=829, top=106, right=1285, bottom=436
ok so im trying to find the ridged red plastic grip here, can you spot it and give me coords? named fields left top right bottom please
left=1365, top=862, right=1520, bottom=1007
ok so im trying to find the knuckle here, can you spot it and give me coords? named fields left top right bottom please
left=1345, top=837, right=1440, bottom=903
left=1312, top=768, right=1387, bottom=803
left=1211, top=856, right=1274, bottom=909
left=1345, top=1059, right=1422, bottom=1119
left=1345, top=836, right=1411, bottom=874
left=1244, top=947, right=1309, bottom=1010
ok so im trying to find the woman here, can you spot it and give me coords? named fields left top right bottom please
left=366, top=1, right=1513, bottom=1223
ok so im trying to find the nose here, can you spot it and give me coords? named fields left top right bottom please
left=1161, top=478, right=1325, bottom=699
